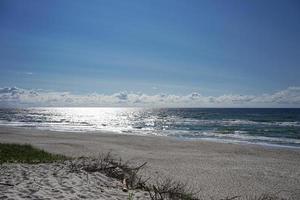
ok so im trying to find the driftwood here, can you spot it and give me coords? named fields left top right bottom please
left=122, top=178, right=128, bottom=192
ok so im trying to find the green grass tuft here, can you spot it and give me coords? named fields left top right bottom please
left=0, top=143, right=68, bottom=164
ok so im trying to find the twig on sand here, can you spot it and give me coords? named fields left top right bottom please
left=123, top=178, right=128, bottom=192
left=0, top=182, right=14, bottom=186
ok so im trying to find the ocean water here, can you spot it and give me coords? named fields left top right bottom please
left=0, top=107, right=300, bottom=148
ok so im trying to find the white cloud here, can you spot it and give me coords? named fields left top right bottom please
left=0, top=87, right=300, bottom=107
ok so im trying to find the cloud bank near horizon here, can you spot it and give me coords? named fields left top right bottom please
left=0, top=87, right=300, bottom=108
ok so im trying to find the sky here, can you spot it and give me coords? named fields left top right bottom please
left=0, top=0, right=300, bottom=107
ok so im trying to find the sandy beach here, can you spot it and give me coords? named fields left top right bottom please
left=0, top=161, right=149, bottom=200
left=1, top=126, right=300, bottom=199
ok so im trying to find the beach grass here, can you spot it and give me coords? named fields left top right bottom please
left=0, top=143, right=68, bottom=164
left=69, top=152, right=200, bottom=200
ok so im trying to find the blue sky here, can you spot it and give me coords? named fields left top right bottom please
left=0, top=0, right=300, bottom=107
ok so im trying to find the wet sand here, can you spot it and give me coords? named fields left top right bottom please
left=1, top=126, right=300, bottom=199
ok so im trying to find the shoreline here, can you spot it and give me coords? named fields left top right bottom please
left=1, top=126, right=300, bottom=199
left=1, top=124, right=299, bottom=150
left=176, top=136, right=300, bottom=150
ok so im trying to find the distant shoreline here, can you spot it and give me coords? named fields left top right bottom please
left=1, top=126, right=300, bottom=199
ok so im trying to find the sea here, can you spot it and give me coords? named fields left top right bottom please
left=0, top=107, right=300, bottom=148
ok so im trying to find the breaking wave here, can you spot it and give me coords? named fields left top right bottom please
left=0, top=107, right=300, bottom=148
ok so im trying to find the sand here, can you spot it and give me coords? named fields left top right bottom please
left=1, top=126, right=300, bottom=199
left=0, top=161, right=149, bottom=200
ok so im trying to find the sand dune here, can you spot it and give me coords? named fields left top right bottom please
left=0, top=161, right=149, bottom=200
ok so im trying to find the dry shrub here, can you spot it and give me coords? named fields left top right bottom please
left=144, top=177, right=200, bottom=200
left=68, top=152, right=147, bottom=189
